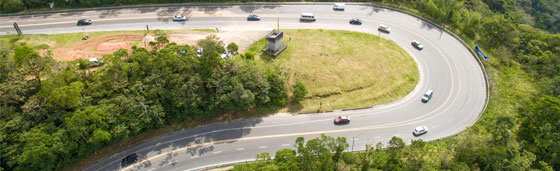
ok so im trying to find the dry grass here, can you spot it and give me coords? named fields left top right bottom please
left=247, top=29, right=419, bottom=113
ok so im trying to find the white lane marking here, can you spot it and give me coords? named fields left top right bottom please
left=392, top=134, right=401, bottom=137
left=281, top=144, right=291, bottom=147
left=460, top=108, right=465, bottom=113
left=147, top=168, right=155, bottom=171
left=372, top=136, right=381, bottom=139
left=236, top=148, right=245, bottom=151
left=353, top=138, right=359, bottom=141
left=448, top=118, right=453, bottom=122
left=432, top=125, right=439, bottom=129
left=213, top=151, right=222, bottom=154
left=190, top=156, right=199, bottom=159
left=259, top=146, right=268, bottom=149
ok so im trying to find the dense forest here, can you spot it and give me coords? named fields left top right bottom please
left=0, top=32, right=290, bottom=170
left=234, top=0, right=560, bottom=170
left=0, top=0, right=559, bottom=34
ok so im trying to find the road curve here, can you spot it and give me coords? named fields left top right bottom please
left=0, top=4, right=487, bottom=171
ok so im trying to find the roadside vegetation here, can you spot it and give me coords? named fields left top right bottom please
left=0, top=32, right=291, bottom=170
left=246, top=29, right=418, bottom=113
left=235, top=0, right=560, bottom=170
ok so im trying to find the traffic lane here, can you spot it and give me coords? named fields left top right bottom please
left=122, top=125, right=425, bottom=171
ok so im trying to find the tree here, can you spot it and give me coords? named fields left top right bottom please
left=1, top=0, right=25, bottom=13
left=292, top=80, right=307, bottom=102
left=241, top=52, right=255, bottom=60
left=149, top=30, right=169, bottom=50
left=274, top=149, right=299, bottom=170
left=226, top=42, right=239, bottom=55
left=13, top=44, right=54, bottom=85
left=267, top=72, right=288, bottom=106
left=518, top=96, right=560, bottom=169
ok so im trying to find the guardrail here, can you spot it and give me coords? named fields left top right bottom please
left=367, top=3, right=490, bottom=129
left=0, top=2, right=366, bottom=17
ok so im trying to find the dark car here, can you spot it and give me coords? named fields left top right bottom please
left=247, top=14, right=261, bottom=21
left=349, top=18, right=362, bottom=25
left=121, top=153, right=139, bottom=167
left=77, top=19, right=92, bottom=26
left=334, top=116, right=350, bottom=125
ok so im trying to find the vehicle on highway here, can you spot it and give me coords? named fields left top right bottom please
left=349, top=18, right=362, bottom=25
left=334, top=116, right=350, bottom=125
left=77, top=19, right=92, bottom=26
left=197, top=47, right=203, bottom=57
left=247, top=14, right=261, bottom=21
left=413, top=126, right=429, bottom=136
left=378, top=24, right=391, bottom=33
left=412, top=40, right=424, bottom=50
left=300, top=12, right=316, bottom=22
left=172, top=15, right=187, bottom=21
left=121, top=153, right=139, bottom=167
left=333, top=3, right=345, bottom=10
left=421, top=89, right=433, bottom=103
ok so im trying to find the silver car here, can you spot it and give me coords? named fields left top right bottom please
left=173, top=15, right=187, bottom=21
left=413, top=126, right=428, bottom=136
left=378, top=24, right=391, bottom=33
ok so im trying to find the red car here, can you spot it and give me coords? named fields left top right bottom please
left=334, top=116, right=350, bottom=125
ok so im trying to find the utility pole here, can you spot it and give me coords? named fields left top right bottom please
left=442, top=0, right=453, bottom=29
left=351, top=133, right=361, bottom=152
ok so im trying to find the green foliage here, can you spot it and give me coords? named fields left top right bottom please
left=227, top=42, right=239, bottom=55
left=0, top=32, right=288, bottom=170
left=241, top=51, right=255, bottom=60
left=292, top=80, right=307, bottom=102
left=1, top=0, right=24, bottom=13
left=518, top=96, right=560, bottom=169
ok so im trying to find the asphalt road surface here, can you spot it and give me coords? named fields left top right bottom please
left=0, top=3, right=487, bottom=171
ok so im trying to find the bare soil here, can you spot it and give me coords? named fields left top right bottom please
left=51, top=30, right=268, bottom=61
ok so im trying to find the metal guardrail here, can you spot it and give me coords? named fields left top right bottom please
left=0, top=2, right=367, bottom=17
left=3, top=2, right=490, bottom=170
left=367, top=3, right=490, bottom=130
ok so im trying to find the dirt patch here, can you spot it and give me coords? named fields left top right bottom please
left=52, top=34, right=143, bottom=61
left=167, top=30, right=269, bottom=52
left=97, top=42, right=130, bottom=51
left=50, top=30, right=268, bottom=61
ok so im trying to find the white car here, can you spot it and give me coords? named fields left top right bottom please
left=412, top=40, right=424, bottom=50
left=378, top=24, right=391, bottom=33
left=333, top=3, right=345, bottom=10
left=173, top=15, right=187, bottom=21
left=421, top=89, right=433, bottom=103
left=413, top=126, right=428, bottom=136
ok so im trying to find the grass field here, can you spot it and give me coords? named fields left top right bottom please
left=246, top=29, right=419, bottom=113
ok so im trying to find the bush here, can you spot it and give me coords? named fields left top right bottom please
left=2, top=0, right=25, bottom=13
left=292, top=80, right=307, bottom=102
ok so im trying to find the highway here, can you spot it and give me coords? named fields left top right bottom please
left=0, top=3, right=487, bottom=171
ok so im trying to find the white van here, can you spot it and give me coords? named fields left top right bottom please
left=333, top=3, right=345, bottom=11
left=300, top=12, right=316, bottom=22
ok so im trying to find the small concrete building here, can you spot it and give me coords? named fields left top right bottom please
left=262, top=30, right=287, bottom=57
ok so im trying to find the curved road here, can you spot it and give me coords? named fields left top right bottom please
left=0, top=3, right=487, bottom=171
